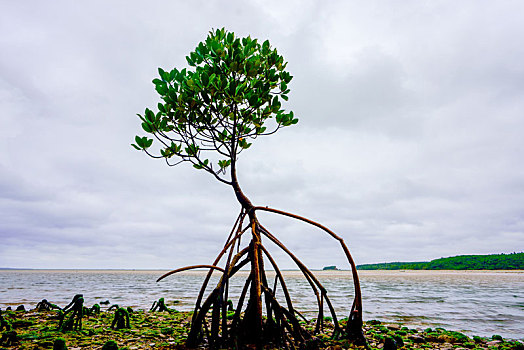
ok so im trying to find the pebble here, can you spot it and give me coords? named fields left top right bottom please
left=486, top=340, right=502, bottom=346
left=386, top=324, right=401, bottom=331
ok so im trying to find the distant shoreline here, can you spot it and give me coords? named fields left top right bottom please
left=2, top=252, right=523, bottom=271
left=357, top=252, right=524, bottom=270
left=2, top=268, right=523, bottom=272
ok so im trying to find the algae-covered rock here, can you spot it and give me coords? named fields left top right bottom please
left=150, top=298, right=175, bottom=312
left=0, top=330, right=18, bottom=346
left=58, top=294, right=84, bottom=331
left=384, top=336, right=398, bottom=350
left=368, top=319, right=382, bottom=325
left=102, top=339, right=119, bottom=350
left=393, top=335, right=404, bottom=347
left=36, top=299, right=61, bottom=311
left=91, top=303, right=101, bottom=315
left=111, top=308, right=130, bottom=330
left=53, top=337, right=68, bottom=350
left=0, top=310, right=11, bottom=331
left=408, top=335, right=426, bottom=343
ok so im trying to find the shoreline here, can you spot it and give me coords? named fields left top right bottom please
left=1, top=308, right=522, bottom=349
left=2, top=270, right=522, bottom=341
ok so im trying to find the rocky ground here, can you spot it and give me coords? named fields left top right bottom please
left=0, top=307, right=522, bottom=350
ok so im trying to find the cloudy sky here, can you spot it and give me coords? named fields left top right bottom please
left=1, top=1, right=523, bottom=269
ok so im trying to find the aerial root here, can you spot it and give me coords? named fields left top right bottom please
left=158, top=207, right=366, bottom=349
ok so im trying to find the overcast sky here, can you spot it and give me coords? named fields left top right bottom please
left=1, top=1, right=523, bottom=269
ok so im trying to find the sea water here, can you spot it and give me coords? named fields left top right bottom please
left=0, top=269, right=522, bottom=340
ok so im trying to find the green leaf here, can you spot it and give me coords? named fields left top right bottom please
left=145, top=109, right=155, bottom=123
left=158, top=68, right=168, bottom=81
left=135, top=136, right=144, bottom=148
left=201, top=72, right=209, bottom=86
left=262, top=40, right=270, bottom=53
left=142, top=122, right=153, bottom=133
left=131, top=144, right=141, bottom=150
left=155, top=82, right=167, bottom=95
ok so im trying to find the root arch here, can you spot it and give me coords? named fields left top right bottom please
left=158, top=206, right=366, bottom=348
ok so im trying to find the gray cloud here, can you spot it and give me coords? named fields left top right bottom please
left=1, top=1, right=523, bottom=269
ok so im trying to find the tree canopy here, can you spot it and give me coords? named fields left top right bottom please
left=132, top=28, right=298, bottom=185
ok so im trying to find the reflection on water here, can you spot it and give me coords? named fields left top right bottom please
left=0, top=269, right=522, bottom=339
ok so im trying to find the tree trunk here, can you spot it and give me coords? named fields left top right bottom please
left=231, top=164, right=264, bottom=346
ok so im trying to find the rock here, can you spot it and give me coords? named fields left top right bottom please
left=387, top=324, right=401, bottom=331
left=384, top=337, right=397, bottom=350
left=393, top=335, right=404, bottom=347
left=15, top=305, right=25, bottom=312
left=53, top=338, right=68, bottom=350
left=409, top=335, right=426, bottom=343
left=101, top=340, right=118, bottom=350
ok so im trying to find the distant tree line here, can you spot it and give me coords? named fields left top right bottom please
left=357, top=252, right=524, bottom=270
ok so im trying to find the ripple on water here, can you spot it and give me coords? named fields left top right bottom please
left=1, top=270, right=523, bottom=339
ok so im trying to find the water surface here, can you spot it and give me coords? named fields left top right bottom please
left=1, top=269, right=522, bottom=339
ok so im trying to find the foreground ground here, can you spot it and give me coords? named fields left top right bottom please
left=0, top=308, right=522, bottom=350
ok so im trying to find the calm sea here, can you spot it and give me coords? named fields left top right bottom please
left=0, top=270, right=522, bottom=340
